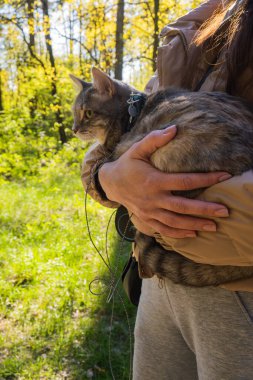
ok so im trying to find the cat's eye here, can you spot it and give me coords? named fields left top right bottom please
left=85, top=110, right=94, bottom=119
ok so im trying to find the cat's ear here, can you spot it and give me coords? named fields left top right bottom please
left=91, top=67, right=115, bottom=96
left=69, top=74, right=91, bottom=92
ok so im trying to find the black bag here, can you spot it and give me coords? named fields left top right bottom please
left=121, top=255, right=142, bottom=306
left=115, top=206, right=142, bottom=306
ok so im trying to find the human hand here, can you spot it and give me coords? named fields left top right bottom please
left=98, top=126, right=231, bottom=238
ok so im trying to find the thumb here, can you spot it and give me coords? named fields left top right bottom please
left=131, top=125, right=177, bottom=160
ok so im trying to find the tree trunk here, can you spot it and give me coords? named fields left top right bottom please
left=79, top=15, right=84, bottom=76
left=41, top=0, right=55, bottom=69
left=41, top=0, right=67, bottom=144
left=0, top=69, right=3, bottom=112
left=115, top=0, right=124, bottom=80
left=68, top=3, right=74, bottom=69
left=27, top=0, right=35, bottom=52
left=27, top=0, right=36, bottom=118
left=152, top=0, right=160, bottom=72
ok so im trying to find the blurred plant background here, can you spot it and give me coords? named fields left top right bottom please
left=0, top=0, right=200, bottom=378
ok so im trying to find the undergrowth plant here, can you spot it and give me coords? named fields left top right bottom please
left=0, top=161, right=136, bottom=379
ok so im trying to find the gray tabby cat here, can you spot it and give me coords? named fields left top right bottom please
left=71, top=67, right=253, bottom=287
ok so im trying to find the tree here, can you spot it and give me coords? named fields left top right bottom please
left=27, top=0, right=35, bottom=53
left=115, top=0, right=125, bottom=79
left=0, top=0, right=202, bottom=154
left=152, top=0, right=159, bottom=72
left=41, top=0, right=67, bottom=143
left=0, top=68, right=3, bottom=111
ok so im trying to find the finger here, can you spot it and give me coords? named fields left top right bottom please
left=147, top=219, right=197, bottom=238
left=159, top=172, right=232, bottom=191
left=158, top=195, right=229, bottom=218
left=131, top=214, right=156, bottom=236
left=131, top=125, right=177, bottom=160
left=153, top=209, right=217, bottom=232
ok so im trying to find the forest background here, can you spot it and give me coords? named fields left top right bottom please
left=0, top=0, right=200, bottom=379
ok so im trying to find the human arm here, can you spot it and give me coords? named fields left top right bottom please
left=98, top=126, right=230, bottom=239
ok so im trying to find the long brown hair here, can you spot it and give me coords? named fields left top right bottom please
left=185, top=0, right=253, bottom=94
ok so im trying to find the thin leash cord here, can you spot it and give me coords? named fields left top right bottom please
left=85, top=158, right=133, bottom=297
left=109, top=294, right=116, bottom=380
left=103, top=198, right=134, bottom=379
left=106, top=213, right=134, bottom=303
left=103, top=201, right=134, bottom=379
left=117, top=288, right=133, bottom=380
left=85, top=186, right=117, bottom=297
left=84, top=158, right=120, bottom=294
left=85, top=187, right=112, bottom=273
left=84, top=166, right=133, bottom=379
left=108, top=290, right=133, bottom=380
left=105, top=209, right=117, bottom=269
left=109, top=288, right=133, bottom=380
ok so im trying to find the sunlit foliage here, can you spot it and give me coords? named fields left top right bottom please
left=0, top=0, right=201, bottom=179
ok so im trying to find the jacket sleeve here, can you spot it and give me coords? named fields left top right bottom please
left=81, top=142, right=119, bottom=208
left=146, top=0, right=222, bottom=93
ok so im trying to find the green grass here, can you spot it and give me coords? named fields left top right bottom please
left=0, top=165, right=136, bottom=379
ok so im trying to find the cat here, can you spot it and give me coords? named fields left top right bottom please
left=70, top=67, right=253, bottom=287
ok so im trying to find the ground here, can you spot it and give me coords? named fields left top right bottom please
left=0, top=167, right=136, bottom=379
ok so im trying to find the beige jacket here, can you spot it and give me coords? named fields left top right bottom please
left=82, top=0, right=253, bottom=292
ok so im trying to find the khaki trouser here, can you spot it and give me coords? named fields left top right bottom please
left=133, top=277, right=253, bottom=380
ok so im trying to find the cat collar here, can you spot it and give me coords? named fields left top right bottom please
left=126, top=92, right=146, bottom=131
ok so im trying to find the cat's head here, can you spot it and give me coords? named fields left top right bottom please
left=70, top=68, right=136, bottom=146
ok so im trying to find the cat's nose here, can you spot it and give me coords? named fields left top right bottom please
left=72, top=124, right=79, bottom=134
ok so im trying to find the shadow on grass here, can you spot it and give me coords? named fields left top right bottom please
left=60, top=236, right=137, bottom=380
left=0, top=238, right=137, bottom=380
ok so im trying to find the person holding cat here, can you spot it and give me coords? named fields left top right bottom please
left=81, top=0, right=253, bottom=378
